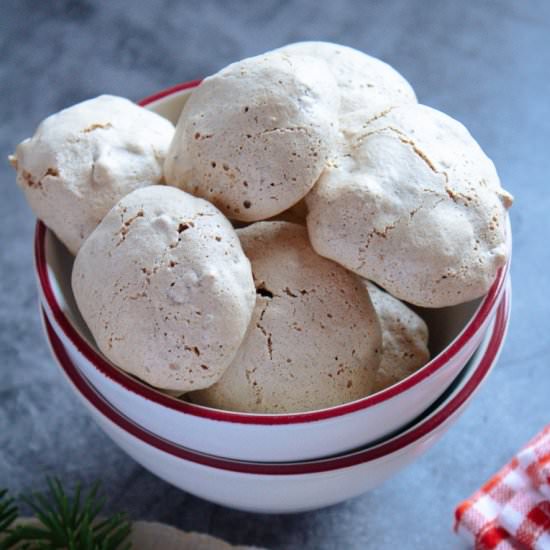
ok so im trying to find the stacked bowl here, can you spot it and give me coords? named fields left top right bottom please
left=35, top=84, right=512, bottom=514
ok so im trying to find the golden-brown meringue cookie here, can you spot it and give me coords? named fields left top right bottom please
left=306, top=104, right=513, bottom=307
left=11, top=95, right=174, bottom=254
left=190, top=221, right=382, bottom=413
left=164, top=51, right=340, bottom=222
left=72, top=186, right=255, bottom=392
left=366, top=282, right=430, bottom=391
left=276, top=41, right=417, bottom=118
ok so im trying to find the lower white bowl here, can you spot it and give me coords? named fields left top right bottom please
left=41, top=282, right=510, bottom=514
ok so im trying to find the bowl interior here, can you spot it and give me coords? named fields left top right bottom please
left=138, top=82, right=198, bottom=124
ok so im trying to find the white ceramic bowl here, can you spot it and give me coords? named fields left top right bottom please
left=42, top=283, right=510, bottom=513
left=35, top=82, right=512, bottom=462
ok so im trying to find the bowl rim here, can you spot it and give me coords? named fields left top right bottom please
left=34, top=80, right=509, bottom=426
left=44, top=288, right=508, bottom=475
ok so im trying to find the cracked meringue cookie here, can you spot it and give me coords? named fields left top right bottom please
left=71, top=186, right=255, bottom=392
left=190, top=221, right=382, bottom=413
left=164, top=51, right=339, bottom=222
left=275, top=41, right=417, bottom=118
left=10, top=95, right=175, bottom=255
left=366, top=282, right=430, bottom=392
left=306, top=104, right=513, bottom=308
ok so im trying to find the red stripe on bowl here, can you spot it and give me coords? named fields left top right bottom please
left=42, top=288, right=508, bottom=475
left=137, top=80, right=202, bottom=107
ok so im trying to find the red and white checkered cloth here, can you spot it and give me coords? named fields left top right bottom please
left=454, top=424, right=550, bottom=549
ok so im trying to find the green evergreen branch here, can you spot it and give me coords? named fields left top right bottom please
left=0, top=478, right=131, bottom=550
left=0, top=489, right=18, bottom=536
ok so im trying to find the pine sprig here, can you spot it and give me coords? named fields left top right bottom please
left=1, top=478, right=131, bottom=550
left=0, top=489, right=18, bottom=535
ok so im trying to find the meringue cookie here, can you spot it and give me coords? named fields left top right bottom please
left=190, top=221, right=382, bottom=413
left=366, top=282, right=430, bottom=391
left=164, top=51, right=339, bottom=222
left=72, top=186, right=255, bottom=392
left=306, top=104, right=513, bottom=307
left=11, top=95, right=174, bottom=254
left=276, top=41, right=417, bottom=118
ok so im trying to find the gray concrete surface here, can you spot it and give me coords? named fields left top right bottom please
left=1, top=1, right=549, bottom=548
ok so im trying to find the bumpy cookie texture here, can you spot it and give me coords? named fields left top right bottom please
left=164, top=51, right=339, bottom=222
left=366, top=282, right=430, bottom=391
left=276, top=41, right=417, bottom=118
left=71, top=186, right=255, bottom=392
left=10, top=95, right=174, bottom=254
left=190, top=222, right=382, bottom=413
left=307, top=104, right=513, bottom=307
